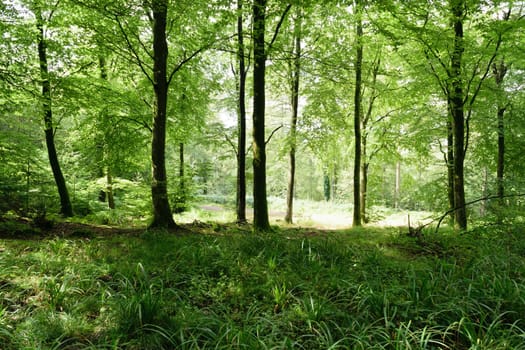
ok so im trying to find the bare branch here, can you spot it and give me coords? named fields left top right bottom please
left=268, top=4, right=292, bottom=53
left=114, top=14, right=154, bottom=85
left=435, top=193, right=525, bottom=232
left=167, top=46, right=206, bottom=86
left=265, top=124, right=283, bottom=145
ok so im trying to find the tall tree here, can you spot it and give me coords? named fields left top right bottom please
left=353, top=0, right=363, bottom=227
left=493, top=60, right=507, bottom=205
left=149, top=0, right=177, bottom=228
left=34, top=3, right=73, bottom=217
left=236, top=0, right=248, bottom=224
left=251, top=0, right=291, bottom=231
left=98, top=56, right=115, bottom=210
left=252, top=0, right=270, bottom=231
left=449, top=0, right=467, bottom=229
left=284, top=8, right=301, bottom=224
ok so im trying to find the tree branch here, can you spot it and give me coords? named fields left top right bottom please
left=268, top=4, right=292, bottom=54
left=114, top=14, right=154, bottom=85
left=167, top=47, right=206, bottom=86
left=265, top=124, right=283, bottom=145
left=434, top=193, right=525, bottom=232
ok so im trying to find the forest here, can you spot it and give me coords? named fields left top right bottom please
left=1, top=0, right=525, bottom=348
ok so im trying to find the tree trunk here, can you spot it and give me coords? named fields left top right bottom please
left=36, top=8, right=73, bottom=217
left=99, top=56, right=115, bottom=210
left=480, top=167, right=488, bottom=216
left=446, top=112, right=455, bottom=223
left=331, top=164, right=338, bottom=201
left=394, top=161, right=401, bottom=209
left=360, top=162, right=368, bottom=223
left=106, top=168, right=115, bottom=209
left=352, top=0, right=363, bottom=227
left=359, top=55, right=379, bottom=223
left=323, top=173, right=331, bottom=202
left=450, top=0, right=467, bottom=230
left=496, top=105, right=505, bottom=202
left=285, top=11, right=301, bottom=224
left=171, top=141, right=186, bottom=214
left=493, top=60, right=507, bottom=206
left=236, top=0, right=247, bottom=224
left=150, top=0, right=177, bottom=229
left=252, top=0, right=270, bottom=231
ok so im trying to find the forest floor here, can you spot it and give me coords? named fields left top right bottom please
left=0, top=211, right=524, bottom=349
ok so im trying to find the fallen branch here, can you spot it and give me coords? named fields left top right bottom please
left=434, top=193, right=525, bottom=233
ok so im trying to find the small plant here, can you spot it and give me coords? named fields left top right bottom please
left=271, top=283, right=288, bottom=313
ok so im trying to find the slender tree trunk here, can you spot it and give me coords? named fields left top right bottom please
left=446, top=112, right=455, bottom=223
left=323, top=173, right=331, bottom=201
left=179, top=142, right=185, bottom=196
left=496, top=106, right=505, bottom=202
left=493, top=61, right=507, bottom=206
left=36, top=8, right=73, bottom=217
left=360, top=162, right=368, bottom=222
left=331, top=165, right=338, bottom=201
left=252, top=0, right=270, bottom=231
left=170, top=142, right=186, bottom=214
left=236, top=0, right=247, bottom=224
left=150, top=0, right=177, bottom=229
left=450, top=0, right=467, bottom=230
left=394, top=161, right=401, bottom=209
left=359, top=55, right=379, bottom=223
left=480, top=166, right=488, bottom=216
left=99, top=56, right=115, bottom=210
left=352, top=0, right=363, bottom=227
left=285, top=11, right=301, bottom=224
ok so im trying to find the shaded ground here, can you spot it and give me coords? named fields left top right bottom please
left=0, top=215, right=354, bottom=241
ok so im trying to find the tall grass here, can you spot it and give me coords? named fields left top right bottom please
left=0, top=223, right=524, bottom=348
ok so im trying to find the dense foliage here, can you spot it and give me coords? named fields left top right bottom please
left=0, top=0, right=523, bottom=228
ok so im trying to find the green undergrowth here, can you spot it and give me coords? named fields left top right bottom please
left=0, top=223, right=524, bottom=349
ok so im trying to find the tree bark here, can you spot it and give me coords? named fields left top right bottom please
left=236, top=0, right=247, bottom=224
left=450, top=0, right=467, bottom=230
left=285, top=11, right=301, bottom=224
left=150, top=0, right=177, bottom=229
left=252, top=0, right=270, bottom=231
left=352, top=0, right=363, bottom=227
left=36, top=8, right=73, bottom=217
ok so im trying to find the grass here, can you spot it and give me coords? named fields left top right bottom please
left=0, top=218, right=525, bottom=349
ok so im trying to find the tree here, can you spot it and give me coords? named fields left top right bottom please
left=284, top=7, right=301, bottom=224
left=252, top=0, right=270, bottom=231
left=98, top=56, right=115, bottom=209
left=235, top=0, right=248, bottom=224
left=449, top=0, right=467, bottom=229
left=493, top=60, right=508, bottom=205
left=251, top=0, right=291, bottom=231
left=77, top=0, right=222, bottom=228
left=352, top=0, right=363, bottom=227
left=34, top=2, right=73, bottom=217
left=148, top=0, right=177, bottom=228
